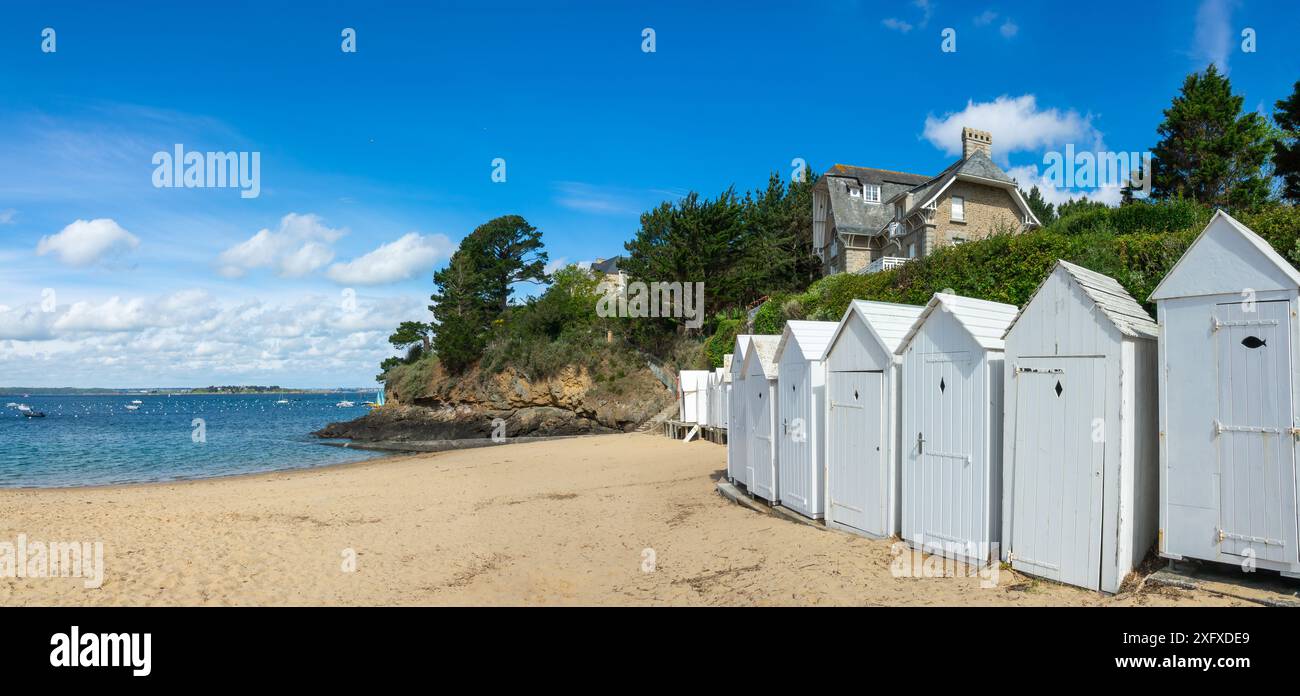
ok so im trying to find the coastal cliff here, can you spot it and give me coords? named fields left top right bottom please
left=314, top=359, right=674, bottom=443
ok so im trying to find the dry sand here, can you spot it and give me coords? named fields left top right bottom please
left=0, top=433, right=1243, bottom=606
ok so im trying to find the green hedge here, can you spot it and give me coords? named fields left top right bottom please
left=726, top=202, right=1299, bottom=341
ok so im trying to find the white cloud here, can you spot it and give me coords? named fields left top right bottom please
left=216, top=213, right=345, bottom=278
left=999, top=19, right=1019, bottom=38
left=973, top=10, right=998, bottom=26
left=923, top=95, right=1102, bottom=162
left=0, top=289, right=430, bottom=387
left=36, top=218, right=140, bottom=266
left=883, top=0, right=931, bottom=34
left=882, top=18, right=913, bottom=33
left=326, top=232, right=453, bottom=285
left=554, top=182, right=646, bottom=216
left=1193, top=0, right=1233, bottom=73
left=0, top=209, right=15, bottom=224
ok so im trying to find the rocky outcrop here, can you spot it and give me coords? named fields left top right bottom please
left=315, top=361, right=672, bottom=443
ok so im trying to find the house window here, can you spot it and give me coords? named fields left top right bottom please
left=907, top=242, right=917, bottom=258
left=951, top=196, right=965, bottom=222
left=847, top=182, right=860, bottom=197
left=864, top=184, right=881, bottom=203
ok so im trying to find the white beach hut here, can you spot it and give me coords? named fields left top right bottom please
left=773, top=320, right=839, bottom=519
left=896, top=293, right=1018, bottom=564
left=678, top=370, right=711, bottom=425
left=1002, top=260, right=1159, bottom=593
left=712, top=366, right=729, bottom=429
left=821, top=300, right=924, bottom=537
left=743, top=335, right=782, bottom=502
left=1150, top=210, right=1300, bottom=578
left=727, top=337, right=754, bottom=486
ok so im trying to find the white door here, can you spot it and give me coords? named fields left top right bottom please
left=1010, top=357, right=1106, bottom=590
left=908, top=352, right=981, bottom=556
left=728, top=383, right=747, bottom=485
left=828, top=372, right=884, bottom=535
left=779, top=362, right=811, bottom=514
left=749, top=380, right=776, bottom=501
left=1213, top=299, right=1299, bottom=565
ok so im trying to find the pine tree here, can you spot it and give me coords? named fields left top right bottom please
left=1022, top=186, right=1056, bottom=224
left=1151, top=65, right=1273, bottom=208
left=1274, top=80, right=1300, bottom=203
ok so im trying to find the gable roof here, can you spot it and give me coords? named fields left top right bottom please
left=743, top=335, right=781, bottom=379
left=823, top=300, right=925, bottom=360
left=1004, top=260, right=1157, bottom=340
left=1149, top=209, right=1300, bottom=301
left=722, top=354, right=733, bottom=382
left=730, top=335, right=754, bottom=379
left=773, top=320, right=839, bottom=364
left=890, top=151, right=1040, bottom=228
left=896, top=292, right=1019, bottom=354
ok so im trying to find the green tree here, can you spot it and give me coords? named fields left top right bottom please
left=388, top=321, right=434, bottom=354
left=1274, top=80, right=1300, bottom=203
left=1022, top=185, right=1056, bottom=224
left=1057, top=197, right=1108, bottom=219
left=1151, top=65, right=1273, bottom=208
left=429, top=246, right=493, bottom=373
left=464, top=215, right=549, bottom=313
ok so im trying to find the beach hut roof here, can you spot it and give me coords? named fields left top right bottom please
left=823, top=299, right=925, bottom=360
left=744, top=335, right=781, bottom=379
left=730, top=335, right=755, bottom=378
left=722, top=354, right=734, bottom=382
left=1150, top=209, right=1300, bottom=301
left=1004, top=260, right=1157, bottom=340
left=896, top=292, right=1019, bottom=354
left=773, top=320, right=839, bottom=364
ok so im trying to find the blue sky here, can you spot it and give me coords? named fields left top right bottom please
left=1, top=0, right=1298, bottom=388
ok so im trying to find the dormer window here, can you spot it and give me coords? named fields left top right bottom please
left=864, top=184, right=881, bottom=203
left=847, top=184, right=861, bottom=198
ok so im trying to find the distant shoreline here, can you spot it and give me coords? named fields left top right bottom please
left=0, top=388, right=375, bottom=396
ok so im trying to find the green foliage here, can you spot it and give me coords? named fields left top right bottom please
left=1152, top=64, right=1274, bottom=208
left=736, top=201, right=1300, bottom=347
left=1275, top=80, right=1300, bottom=203
left=1022, top=186, right=1056, bottom=224
left=703, top=317, right=742, bottom=369
left=427, top=214, right=548, bottom=373
left=619, top=170, right=821, bottom=333
left=388, top=321, right=433, bottom=353
left=478, top=264, right=608, bottom=377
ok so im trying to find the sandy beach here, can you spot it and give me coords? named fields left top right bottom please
left=0, top=433, right=1242, bottom=606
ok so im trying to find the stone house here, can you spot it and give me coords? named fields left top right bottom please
left=589, top=256, right=626, bottom=298
left=812, top=127, right=1041, bottom=275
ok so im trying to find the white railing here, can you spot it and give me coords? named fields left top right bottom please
left=862, top=256, right=911, bottom=275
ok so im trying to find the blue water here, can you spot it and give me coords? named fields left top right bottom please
left=0, top=393, right=383, bottom=488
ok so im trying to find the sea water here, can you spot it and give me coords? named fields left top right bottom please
left=0, top=393, right=381, bottom=488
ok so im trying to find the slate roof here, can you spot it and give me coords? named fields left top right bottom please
left=590, top=257, right=623, bottom=274
left=821, top=165, right=931, bottom=237
left=892, top=150, right=1017, bottom=222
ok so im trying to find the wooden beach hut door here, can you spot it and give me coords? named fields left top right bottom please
left=1211, top=299, right=1299, bottom=565
left=828, top=371, right=884, bottom=535
left=749, top=381, right=776, bottom=501
left=779, top=361, right=811, bottom=513
left=911, top=352, right=981, bottom=553
left=1010, top=358, right=1106, bottom=590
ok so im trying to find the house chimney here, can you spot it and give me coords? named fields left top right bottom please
left=961, top=127, right=992, bottom=159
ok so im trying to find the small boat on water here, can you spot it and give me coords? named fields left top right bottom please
left=275, top=399, right=290, bottom=404
left=16, top=404, right=45, bottom=418
left=125, top=404, right=140, bottom=411
left=336, top=400, right=355, bottom=408
left=131, top=399, right=143, bottom=404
